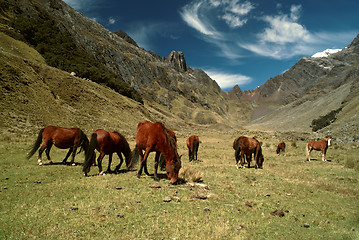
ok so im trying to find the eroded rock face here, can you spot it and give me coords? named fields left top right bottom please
left=166, top=51, right=188, bottom=72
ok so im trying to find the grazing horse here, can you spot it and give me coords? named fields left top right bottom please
left=27, top=126, right=89, bottom=166
left=306, top=137, right=331, bottom=161
left=83, top=129, right=133, bottom=176
left=132, top=121, right=181, bottom=184
left=187, top=135, right=199, bottom=161
left=233, top=136, right=264, bottom=169
left=276, top=142, right=286, bottom=155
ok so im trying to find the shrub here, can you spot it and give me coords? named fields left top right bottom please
left=311, top=107, right=342, bottom=132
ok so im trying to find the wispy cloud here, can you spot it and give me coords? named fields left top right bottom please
left=204, top=69, right=252, bottom=89
left=108, top=17, right=116, bottom=25
left=181, top=1, right=355, bottom=61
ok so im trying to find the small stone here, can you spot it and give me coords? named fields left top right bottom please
left=149, top=183, right=161, bottom=188
left=117, top=212, right=124, bottom=218
left=114, top=186, right=122, bottom=190
left=270, top=209, right=285, bottom=217
left=204, top=207, right=210, bottom=212
left=303, top=223, right=310, bottom=228
left=163, top=196, right=172, bottom=202
left=68, top=207, right=78, bottom=211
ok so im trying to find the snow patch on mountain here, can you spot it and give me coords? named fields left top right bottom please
left=311, top=48, right=342, bottom=58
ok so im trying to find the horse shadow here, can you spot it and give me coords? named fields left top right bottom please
left=42, top=161, right=82, bottom=166
left=307, top=158, right=332, bottom=162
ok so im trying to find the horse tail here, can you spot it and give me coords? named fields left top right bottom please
left=193, top=138, right=199, bottom=153
left=130, top=144, right=140, bottom=169
left=79, top=129, right=90, bottom=155
left=120, top=135, right=133, bottom=169
left=27, top=128, right=44, bottom=159
left=83, top=133, right=97, bottom=175
left=234, top=138, right=240, bottom=161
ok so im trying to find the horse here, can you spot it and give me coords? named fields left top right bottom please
left=132, top=121, right=181, bottom=184
left=305, top=137, right=331, bottom=161
left=27, top=126, right=89, bottom=166
left=233, top=136, right=264, bottom=169
left=276, top=142, right=286, bottom=155
left=82, top=129, right=133, bottom=176
left=187, top=135, right=199, bottom=161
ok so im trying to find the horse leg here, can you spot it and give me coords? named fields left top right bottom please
left=114, top=152, right=124, bottom=173
left=45, top=143, right=53, bottom=164
left=247, top=154, right=251, bottom=168
left=62, top=148, right=73, bottom=164
left=188, top=149, right=192, bottom=161
left=106, top=153, right=113, bottom=174
left=70, top=147, right=77, bottom=166
left=153, top=152, right=161, bottom=181
left=97, top=152, right=105, bottom=175
left=137, top=148, right=150, bottom=178
left=322, top=149, right=327, bottom=162
left=37, top=145, right=46, bottom=166
left=240, top=152, right=245, bottom=168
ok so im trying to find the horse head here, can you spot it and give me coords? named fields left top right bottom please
left=326, top=137, right=332, bottom=146
left=166, top=154, right=182, bottom=184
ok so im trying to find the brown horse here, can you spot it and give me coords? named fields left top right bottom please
left=233, top=136, right=264, bottom=169
left=276, top=142, right=286, bottom=155
left=306, top=137, right=332, bottom=161
left=27, top=126, right=89, bottom=166
left=83, top=129, right=133, bottom=176
left=132, top=121, right=181, bottom=184
left=187, top=135, right=199, bottom=161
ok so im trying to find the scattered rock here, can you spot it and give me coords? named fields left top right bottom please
left=303, top=223, right=310, bottom=228
left=68, top=207, right=78, bottom=211
left=204, top=207, right=210, bottom=212
left=192, top=193, right=207, bottom=200
left=117, top=212, right=124, bottom=218
left=270, top=209, right=285, bottom=217
left=114, top=186, right=122, bottom=190
left=135, top=200, right=141, bottom=203
left=163, top=196, right=172, bottom=202
left=149, top=183, right=161, bottom=188
left=172, top=196, right=181, bottom=202
left=245, top=201, right=253, bottom=208
left=237, top=225, right=245, bottom=230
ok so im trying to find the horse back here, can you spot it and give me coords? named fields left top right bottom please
left=43, top=126, right=81, bottom=149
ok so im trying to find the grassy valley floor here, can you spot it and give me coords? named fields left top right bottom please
left=0, top=129, right=358, bottom=239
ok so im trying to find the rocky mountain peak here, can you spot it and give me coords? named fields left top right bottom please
left=166, top=50, right=188, bottom=72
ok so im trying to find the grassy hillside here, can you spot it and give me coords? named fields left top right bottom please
left=0, top=129, right=358, bottom=239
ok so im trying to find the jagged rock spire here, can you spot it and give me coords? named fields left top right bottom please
left=166, top=50, right=188, bottom=72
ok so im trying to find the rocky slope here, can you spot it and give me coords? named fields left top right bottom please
left=1, top=0, right=231, bottom=125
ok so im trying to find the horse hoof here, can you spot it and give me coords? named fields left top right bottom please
left=38, top=162, right=43, bottom=166
left=72, top=163, right=76, bottom=166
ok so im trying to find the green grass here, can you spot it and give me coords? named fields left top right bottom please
left=0, top=131, right=358, bottom=239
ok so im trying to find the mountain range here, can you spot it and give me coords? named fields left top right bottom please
left=0, top=0, right=358, bottom=141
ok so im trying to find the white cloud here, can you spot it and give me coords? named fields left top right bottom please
left=108, top=17, right=116, bottom=25
left=204, top=69, right=252, bottom=89
left=180, top=2, right=218, bottom=36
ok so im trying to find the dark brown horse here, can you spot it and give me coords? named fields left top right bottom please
left=306, top=137, right=332, bottom=161
left=187, top=135, right=199, bottom=161
left=276, top=142, right=286, bottom=155
left=132, top=121, right=181, bottom=184
left=233, top=136, right=264, bottom=169
left=83, top=129, right=133, bottom=176
left=27, top=126, right=89, bottom=166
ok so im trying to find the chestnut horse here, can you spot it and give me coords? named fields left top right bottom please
left=83, top=129, right=133, bottom=176
left=276, top=142, right=286, bottom=155
left=27, top=126, right=89, bottom=166
left=187, top=135, right=199, bottom=161
left=233, top=136, right=264, bottom=169
left=132, top=121, right=181, bottom=184
left=306, top=137, right=331, bottom=161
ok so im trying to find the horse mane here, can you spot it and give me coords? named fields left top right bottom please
left=157, top=122, right=178, bottom=154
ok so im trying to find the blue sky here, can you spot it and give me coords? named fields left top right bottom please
left=63, top=0, right=358, bottom=91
